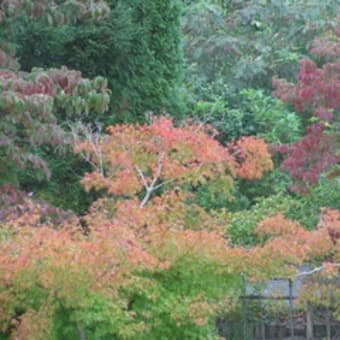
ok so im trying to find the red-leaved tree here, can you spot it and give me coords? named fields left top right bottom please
left=273, top=24, right=340, bottom=193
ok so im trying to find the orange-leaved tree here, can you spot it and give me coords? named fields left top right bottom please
left=0, top=116, right=287, bottom=339
left=250, top=210, right=339, bottom=315
left=75, top=116, right=273, bottom=205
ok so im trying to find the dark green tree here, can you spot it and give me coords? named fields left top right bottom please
left=9, top=0, right=184, bottom=123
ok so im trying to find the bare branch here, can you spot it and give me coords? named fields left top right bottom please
left=296, top=263, right=340, bottom=278
left=138, top=152, right=167, bottom=208
left=68, top=121, right=106, bottom=175
left=140, top=188, right=153, bottom=208
left=135, top=166, right=149, bottom=190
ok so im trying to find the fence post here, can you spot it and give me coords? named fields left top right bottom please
left=288, top=279, right=295, bottom=339
left=326, top=308, right=331, bottom=340
left=306, top=303, right=314, bottom=340
left=261, top=320, right=266, bottom=340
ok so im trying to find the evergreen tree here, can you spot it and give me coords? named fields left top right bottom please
left=9, top=0, right=184, bottom=123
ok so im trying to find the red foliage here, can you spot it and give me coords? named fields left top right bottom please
left=277, top=123, right=339, bottom=189
left=0, top=67, right=110, bottom=176
left=273, top=32, right=340, bottom=192
left=0, top=185, right=78, bottom=229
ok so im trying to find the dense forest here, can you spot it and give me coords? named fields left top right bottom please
left=0, top=0, right=339, bottom=339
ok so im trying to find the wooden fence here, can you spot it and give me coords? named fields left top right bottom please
left=217, top=275, right=340, bottom=340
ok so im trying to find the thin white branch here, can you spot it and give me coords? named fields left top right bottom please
left=296, top=263, right=340, bottom=278
left=139, top=187, right=152, bottom=208
left=137, top=152, right=167, bottom=208
left=135, top=166, right=149, bottom=190
left=296, top=266, right=323, bottom=278
left=68, top=121, right=105, bottom=175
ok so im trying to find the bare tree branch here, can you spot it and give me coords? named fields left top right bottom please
left=296, top=263, right=340, bottom=278
left=135, top=166, right=149, bottom=190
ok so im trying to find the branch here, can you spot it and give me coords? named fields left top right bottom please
left=69, top=121, right=105, bottom=175
left=153, top=178, right=175, bottom=190
left=135, top=166, right=149, bottom=190
left=296, top=263, right=340, bottom=278
left=139, top=187, right=152, bottom=208
left=296, top=266, right=323, bottom=278
left=137, top=152, right=167, bottom=208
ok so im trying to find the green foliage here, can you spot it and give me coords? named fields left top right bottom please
left=236, top=89, right=301, bottom=144
left=2, top=248, right=241, bottom=339
left=233, top=168, right=292, bottom=207
left=17, top=148, right=100, bottom=214
left=124, top=258, right=241, bottom=340
left=183, top=0, right=339, bottom=90
left=286, top=176, right=340, bottom=228
left=10, top=0, right=184, bottom=123
left=188, top=88, right=301, bottom=144
left=226, top=177, right=340, bottom=246
left=183, top=0, right=339, bottom=140
left=226, top=192, right=293, bottom=246
left=193, top=174, right=235, bottom=212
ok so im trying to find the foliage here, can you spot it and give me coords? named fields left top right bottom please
left=0, top=0, right=110, bottom=71
left=226, top=192, right=293, bottom=246
left=0, top=0, right=110, bottom=25
left=0, top=116, right=272, bottom=338
left=0, top=0, right=113, bottom=213
left=183, top=0, right=340, bottom=94
left=17, top=148, right=100, bottom=214
left=0, top=185, right=77, bottom=228
left=0, top=1, right=339, bottom=337
left=286, top=175, right=340, bottom=228
left=188, top=87, right=301, bottom=144
left=74, top=117, right=273, bottom=208
left=226, top=176, right=340, bottom=246
left=233, top=90, right=301, bottom=144
left=0, top=115, right=337, bottom=337
left=273, top=25, right=340, bottom=192
left=0, top=66, right=110, bottom=184
left=8, top=0, right=184, bottom=122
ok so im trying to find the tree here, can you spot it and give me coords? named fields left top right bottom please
left=0, top=1, right=111, bottom=207
left=0, top=117, right=275, bottom=339
left=0, top=0, right=110, bottom=70
left=0, top=66, right=110, bottom=183
left=273, top=25, right=340, bottom=192
left=8, top=0, right=184, bottom=122
left=183, top=0, right=339, bottom=92
left=74, top=116, right=273, bottom=204
left=0, top=116, right=337, bottom=338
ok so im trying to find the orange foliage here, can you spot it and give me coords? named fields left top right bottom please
left=255, top=214, right=334, bottom=262
left=318, top=208, right=340, bottom=246
left=1, top=116, right=337, bottom=336
left=230, top=136, right=274, bottom=180
left=76, top=117, right=273, bottom=202
left=255, top=213, right=304, bottom=237
left=77, top=117, right=236, bottom=196
left=0, top=185, right=78, bottom=229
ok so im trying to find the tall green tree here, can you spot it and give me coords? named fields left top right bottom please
left=9, top=0, right=184, bottom=123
